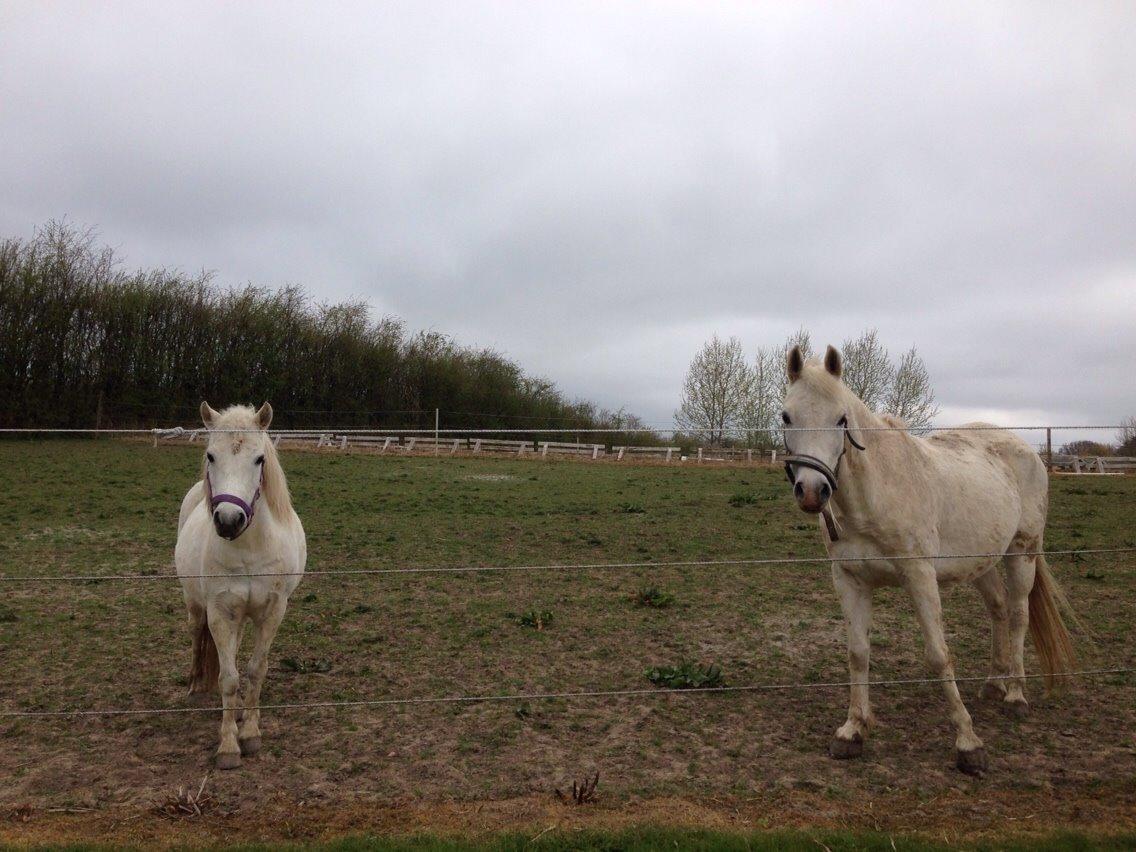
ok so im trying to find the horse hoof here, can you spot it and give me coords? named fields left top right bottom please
left=216, top=752, right=242, bottom=770
left=239, top=736, right=262, bottom=756
left=980, top=682, right=1007, bottom=701
left=1002, top=699, right=1030, bottom=719
left=956, top=747, right=988, bottom=776
left=829, top=734, right=863, bottom=760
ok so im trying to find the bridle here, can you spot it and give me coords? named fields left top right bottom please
left=782, top=418, right=866, bottom=541
left=203, top=466, right=263, bottom=540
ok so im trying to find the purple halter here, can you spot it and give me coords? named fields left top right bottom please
left=205, top=468, right=263, bottom=539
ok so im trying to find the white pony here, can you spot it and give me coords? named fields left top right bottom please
left=176, top=402, right=306, bottom=770
left=782, top=346, right=1075, bottom=775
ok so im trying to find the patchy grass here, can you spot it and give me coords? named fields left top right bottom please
left=8, top=823, right=1136, bottom=850
left=728, top=491, right=761, bottom=507
left=0, top=440, right=1135, bottom=845
left=241, top=828, right=1136, bottom=851
left=634, top=586, right=676, bottom=608
left=616, top=502, right=647, bottom=514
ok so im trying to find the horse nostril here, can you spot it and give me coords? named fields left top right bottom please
left=820, top=483, right=831, bottom=501
left=213, top=510, right=221, bottom=525
left=793, top=482, right=804, bottom=499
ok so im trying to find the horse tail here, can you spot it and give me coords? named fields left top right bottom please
left=189, top=620, right=220, bottom=694
left=1029, top=555, right=1077, bottom=690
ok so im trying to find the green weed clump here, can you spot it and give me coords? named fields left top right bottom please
left=280, top=657, right=332, bottom=674
left=508, top=610, right=553, bottom=631
left=645, top=660, right=724, bottom=689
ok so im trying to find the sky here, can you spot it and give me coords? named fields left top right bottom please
left=2, top=2, right=1133, bottom=445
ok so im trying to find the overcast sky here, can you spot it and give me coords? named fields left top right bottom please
left=2, top=2, right=1133, bottom=442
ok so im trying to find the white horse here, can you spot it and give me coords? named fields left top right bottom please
left=781, top=345, right=1075, bottom=775
left=175, top=402, right=306, bottom=769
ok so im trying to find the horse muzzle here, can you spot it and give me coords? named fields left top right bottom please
left=212, top=506, right=248, bottom=540
left=794, top=478, right=832, bottom=514
left=205, top=472, right=260, bottom=541
left=784, top=453, right=838, bottom=513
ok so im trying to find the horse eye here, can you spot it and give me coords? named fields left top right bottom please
left=206, top=452, right=215, bottom=463
left=781, top=411, right=791, bottom=425
left=255, top=455, right=265, bottom=466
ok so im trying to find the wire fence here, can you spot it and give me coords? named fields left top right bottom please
left=2, top=547, right=1134, bottom=584
left=4, top=668, right=1134, bottom=719
left=0, top=423, right=1128, bottom=435
left=5, top=544, right=1134, bottom=719
left=2, top=429, right=1133, bottom=724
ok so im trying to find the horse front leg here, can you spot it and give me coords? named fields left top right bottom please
left=238, top=592, right=287, bottom=757
left=831, top=563, right=873, bottom=758
left=905, top=563, right=987, bottom=776
left=206, top=594, right=246, bottom=770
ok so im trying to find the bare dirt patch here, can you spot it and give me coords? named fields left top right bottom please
left=5, top=787, right=1136, bottom=848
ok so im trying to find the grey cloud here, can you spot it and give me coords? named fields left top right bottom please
left=1, top=1, right=1133, bottom=433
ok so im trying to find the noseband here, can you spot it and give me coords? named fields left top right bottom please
left=782, top=421, right=866, bottom=541
left=204, top=468, right=263, bottom=539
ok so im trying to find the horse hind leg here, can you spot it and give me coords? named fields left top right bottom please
left=972, top=568, right=1013, bottom=705
left=1001, top=550, right=1038, bottom=718
left=187, top=604, right=219, bottom=697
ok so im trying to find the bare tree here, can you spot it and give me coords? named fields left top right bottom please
left=1118, top=416, right=1136, bottom=455
left=776, top=326, right=813, bottom=404
left=840, top=328, right=894, bottom=409
left=730, top=328, right=817, bottom=450
left=782, top=326, right=813, bottom=362
left=674, top=335, right=750, bottom=445
left=886, top=346, right=938, bottom=431
left=740, top=345, right=781, bottom=450
left=734, top=328, right=815, bottom=451
left=687, top=327, right=939, bottom=445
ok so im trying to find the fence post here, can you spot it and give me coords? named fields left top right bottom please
left=435, top=408, right=439, bottom=455
left=1046, top=427, right=1053, bottom=473
left=697, top=447, right=703, bottom=463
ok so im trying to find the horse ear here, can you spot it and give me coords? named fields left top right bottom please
left=200, top=401, right=220, bottom=428
left=786, top=345, right=804, bottom=383
left=256, top=402, right=273, bottom=430
left=824, top=345, right=842, bottom=378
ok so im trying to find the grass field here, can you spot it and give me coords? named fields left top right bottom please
left=1, top=439, right=1135, bottom=848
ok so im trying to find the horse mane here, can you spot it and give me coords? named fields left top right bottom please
left=200, top=405, right=294, bottom=519
left=879, top=413, right=907, bottom=429
left=260, top=436, right=293, bottom=518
